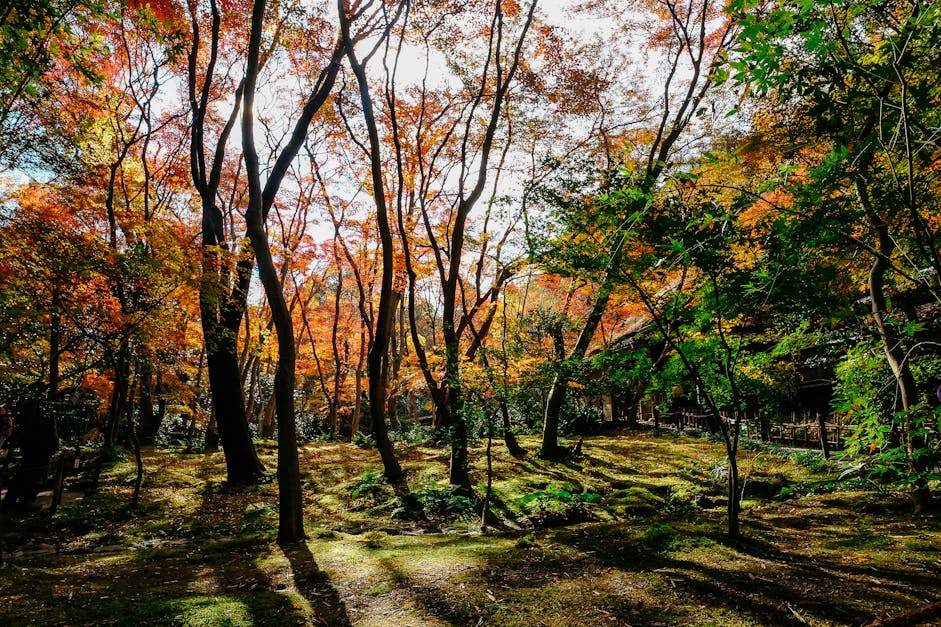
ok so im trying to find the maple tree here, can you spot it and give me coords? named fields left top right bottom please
left=0, top=0, right=937, bottom=551
left=339, top=0, right=540, bottom=490
left=0, top=0, right=105, bottom=169
left=0, top=1, right=201, bottom=510
left=534, top=0, right=738, bottom=458
left=730, top=0, right=941, bottom=512
left=0, top=185, right=111, bottom=511
left=186, top=0, right=267, bottom=483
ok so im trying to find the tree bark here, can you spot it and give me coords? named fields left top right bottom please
left=203, top=334, right=264, bottom=481
left=137, top=359, right=161, bottom=444
left=243, top=0, right=305, bottom=545
left=538, top=0, right=734, bottom=458
left=189, top=0, right=264, bottom=485
left=340, top=0, right=406, bottom=487
left=541, top=273, right=617, bottom=458
left=866, top=207, right=933, bottom=512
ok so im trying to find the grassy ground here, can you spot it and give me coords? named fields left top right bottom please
left=1, top=429, right=939, bottom=626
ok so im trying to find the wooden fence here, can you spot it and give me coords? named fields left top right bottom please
left=636, top=403, right=846, bottom=455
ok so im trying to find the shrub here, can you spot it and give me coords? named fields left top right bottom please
left=789, top=449, right=834, bottom=472
left=352, top=432, right=376, bottom=448
left=349, top=469, right=389, bottom=504
left=641, top=523, right=676, bottom=552
left=405, top=483, right=479, bottom=521
left=517, top=483, right=601, bottom=527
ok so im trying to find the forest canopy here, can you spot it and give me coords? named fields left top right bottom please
left=0, top=0, right=939, bottom=547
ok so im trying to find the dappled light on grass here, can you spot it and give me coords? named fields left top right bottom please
left=170, top=596, right=253, bottom=626
left=1, top=431, right=939, bottom=626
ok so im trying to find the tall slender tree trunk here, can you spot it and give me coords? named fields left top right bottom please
left=866, top=208, right=933, bottom=512
left=243, top=0, right=305, bottom=545
left=351, top=327, right=365, bottom=439
left=340, top=1, right=406, bottom=487
left=188, top=0, right=264, bottom=485
left=542, top=274, right=617, bottom=458
left=726, top=441, right=741, bottom=537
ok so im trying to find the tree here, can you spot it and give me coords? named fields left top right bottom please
left=0, top=189, right=109, bottom=511
left=342, top=0, right=538, bottom=491
left=730, top=0, right=941, bottom=512
left=538, top=0, right=737, bottom=458
left=187, top=0, right=265, bottom=483
left=242, top=0, right=347, bottom=544
left=2, top=1, right=199, bottom=509
left=0, top=0, right=103, bottom=168
left=338, top=0, right=410, bottom=487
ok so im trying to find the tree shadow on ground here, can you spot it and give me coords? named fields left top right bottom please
left=546, top=515, right=941, bottom=627
left=0, top=453, right=353, bottom=627
left=0, top=542, right=309, bottom=626
left=188, top=462, right=352, bottom=625
left=283, top=541, right=351, bottom=626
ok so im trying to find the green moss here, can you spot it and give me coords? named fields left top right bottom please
left=902, top=536, right=937, bottom=552
left=168, top=597, right=254, bottom=627
left=3, top=430, right=939, bottom=627
left=607, top=486, right=667, bottom=516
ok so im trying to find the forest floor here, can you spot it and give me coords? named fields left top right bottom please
left=1, top=428, right=939, bottom=626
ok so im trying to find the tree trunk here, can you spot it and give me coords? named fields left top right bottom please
left=188, top=0, right=264, bottom=486
left=126, top=372, right=144, bottom=511
left=351, top=329, right=365, bottom=439
left=1, top=391, right=57, bottom=513
left=543, top=273, right=617, bottom=457
left=104, top=344, right=131, bottom=452
left=204, top=408, right=219, bottom=450
left=243, top=0, right=305, bottom=544
left=386, top=297, right=403, bottom=430
left=137, top=359, right=160, bottom=444
left=500, top=400, right=526, bottom=458
left=727, top=448, right=741, bottom=538
left=260, top=394, right=277, bottom=439
left=867, top=209, right=933, bottom=512
left=203, top=331, right=264, bottom=482
left=816, top=412, right=830, bottom=459
left=341, top=4, right=404, bottom=487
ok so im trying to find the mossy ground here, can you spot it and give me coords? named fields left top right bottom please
left=1, top=429, right=938, bottom=626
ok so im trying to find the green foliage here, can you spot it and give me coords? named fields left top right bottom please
left=349, top=469, right=388, bottom=502
left=360, top=529, right=386, bottom=549
left=606, top=486, right=667, bottom=517
left=834, top=340, right=900, bottom=458
left=295, top=412, right=332, bottom=442
left=559, top=405, right=605, bottom=436
left=389, top=421, right=437, bottom=445
left=408, top=483, right=479, bottom=521
left=352, top=432, right=376, bottom=448
left=788, top=449, right=835, bottom=473
left=833, top=340, right=941, bottom=487
left=641, top=523, right=676, bottom=552
left=516, top=483, right=600, bottom=527
left=529, top=159, right=655, bottom=279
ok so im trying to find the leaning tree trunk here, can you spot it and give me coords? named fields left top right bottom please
left=867, top=209, right=933, bottom=513
left=541, top=272, right=618, bottom=459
